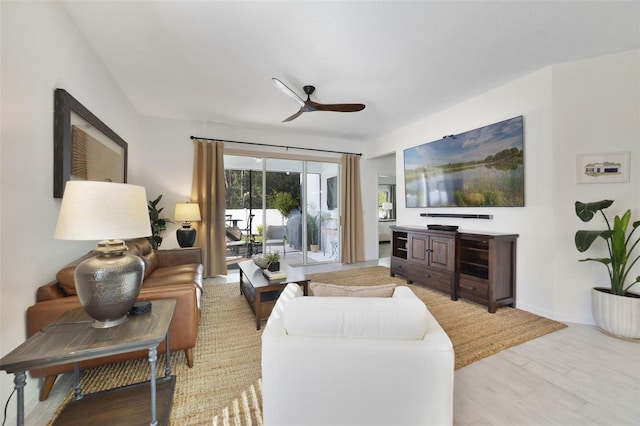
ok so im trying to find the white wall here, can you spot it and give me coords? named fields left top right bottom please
left=366, top=49, right=640, bottom=324
left=550, top=50, right=640, bottom=322
left=0, top=1, right=145, bottom=421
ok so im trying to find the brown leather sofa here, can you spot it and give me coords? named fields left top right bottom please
left=27, top=237, right=203, bottom=400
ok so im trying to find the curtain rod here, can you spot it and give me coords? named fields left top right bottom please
left=189, top=136, right=362, bottom=156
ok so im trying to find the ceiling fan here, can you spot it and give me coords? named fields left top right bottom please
left=272, top=78, right=366, bottom=122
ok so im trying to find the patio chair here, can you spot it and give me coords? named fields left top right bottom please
left=226, top=226, right=248, bottom=257
left=264, top=225, right=287, bottom=256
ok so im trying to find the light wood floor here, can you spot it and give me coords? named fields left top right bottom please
left=27, top=257, right=640, bottom=426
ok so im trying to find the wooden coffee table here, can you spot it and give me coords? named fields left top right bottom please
left=0, top=299, right=176, bottom=426
left=238, top=260, right=309, bottom=330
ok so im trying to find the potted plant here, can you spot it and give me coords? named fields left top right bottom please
left=265, top=251, right=281, bottom=272
left=574, top=200, right=640, bottom=339
left=307, top=213, right=320, bottom=252
left=148, top=194, right=172, bottom=249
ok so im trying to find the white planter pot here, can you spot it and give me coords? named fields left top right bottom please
left=591, top=287, right=640, bottom=340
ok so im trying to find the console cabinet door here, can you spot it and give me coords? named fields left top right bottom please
left=408, top=233, right=454, bottom=271
left=429, top=236, right=455, bottom=272
left=408, top=234, right=429, bottom=263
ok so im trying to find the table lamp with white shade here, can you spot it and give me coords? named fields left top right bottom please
left=54, top=181, right=152, bottom=328
left=174, top=202, right=201, bottom=248
left=380, top=202, right=393, bottom=220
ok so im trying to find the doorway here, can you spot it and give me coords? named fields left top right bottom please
left=224, top=154, right=340, bottom=266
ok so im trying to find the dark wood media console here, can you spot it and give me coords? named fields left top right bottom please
left=390, top=226, right=518, bottom=313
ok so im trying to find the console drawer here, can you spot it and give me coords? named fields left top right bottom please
left=410, top=266, right=452, bottom=294
left=458, top=276, right=488, bottom=301
left=391, top=258, right=409, bottom=279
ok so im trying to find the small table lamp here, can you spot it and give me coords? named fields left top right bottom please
left=55, top=181, right=152, bottom=328
left=380, top=202, right=393, bottom=220
left=174, top=202, right=201, bottom=248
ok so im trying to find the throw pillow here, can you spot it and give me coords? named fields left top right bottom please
left=310, top=282, right=396, bottom=297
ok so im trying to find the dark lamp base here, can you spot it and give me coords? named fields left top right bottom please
left=177, top=227, right=197, bottom=248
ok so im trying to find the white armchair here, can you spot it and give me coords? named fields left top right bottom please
left=261, top=283, right=454, bottom=426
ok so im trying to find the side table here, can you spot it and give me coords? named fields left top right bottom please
left=0, top=299, right=176, bottom=426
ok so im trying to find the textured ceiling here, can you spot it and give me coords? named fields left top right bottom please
left=62, top=1, right=640, bottom=141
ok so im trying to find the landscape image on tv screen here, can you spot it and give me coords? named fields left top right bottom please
left=404, top=116, right=524, bottom=207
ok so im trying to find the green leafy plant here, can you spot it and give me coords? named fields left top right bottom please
left=307, top=213, right=319, bottom=245
left=575, top=200, right=640, bottom=296
left=264, top=250, right=280, bottom=264
left=148, top=194, right=172, bottom=249
left=270, top=191, right=298, bottom=223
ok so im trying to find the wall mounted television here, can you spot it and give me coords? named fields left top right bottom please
left=404, top=116, right=524, bottom=208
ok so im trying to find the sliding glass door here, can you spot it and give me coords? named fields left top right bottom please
left=224, top=154, right=340, bottom=266
left=304, top=161, right=340, bottom=264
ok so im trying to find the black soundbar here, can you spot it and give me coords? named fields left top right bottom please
left=420, top=213, right=493, bottom=219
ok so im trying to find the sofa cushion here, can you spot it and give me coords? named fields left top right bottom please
left=283, top=296, right=428, bottom=340
left=127, top=238, right=159, bottom=279
left=310, top=282, right=396, bottom=297
left=143, top=265, right=203, bottom=289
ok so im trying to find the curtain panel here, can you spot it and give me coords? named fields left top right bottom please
left=340, top=154, right=364, bottom=263
left=191, top=139, right=227, bottom=277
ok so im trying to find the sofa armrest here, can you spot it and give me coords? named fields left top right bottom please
left=27, top=296, right=84, bottom=337
left=36, top=281, right=66, bottom=302
left=392, top=285, right=418, bottom=299
left=155, top=247, right=202, bottom=267
left=27, top=284, right=199, bottom=346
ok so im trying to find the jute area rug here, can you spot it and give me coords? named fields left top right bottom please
left=49, top=266, right=565, bottom=425
left=308, top=266, right=567, bottom=369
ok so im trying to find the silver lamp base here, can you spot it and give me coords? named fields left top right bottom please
left=74, top=240, right=145, bottom=328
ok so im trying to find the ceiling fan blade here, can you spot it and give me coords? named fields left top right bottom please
left=272, top=78, right=305, bottom=106
left=311, top=102, right=366, bottom=112
left=282, top=107, right=305, bottom=122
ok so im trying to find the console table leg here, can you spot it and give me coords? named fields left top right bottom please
left=148, top=347, right=158, bottom=426
left=73, top=362, right=82, bottom=400
left=14, top=372, right=25, bottom=426
left=255, top=291, right=262, bottom=330
left=164, top=332, right=171, bottom=377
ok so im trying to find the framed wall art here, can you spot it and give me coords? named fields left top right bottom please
left=53, top=88, right=128, bottom=198
left=403, top=115, right=524, bottom=207
left=577, top=151, right=630, bottom=184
